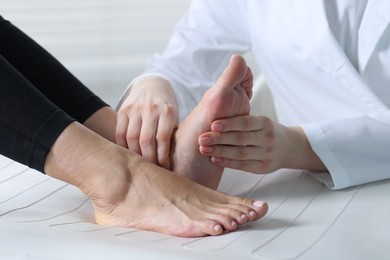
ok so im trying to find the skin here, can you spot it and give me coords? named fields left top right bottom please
left=116, top=76, right=178, bottom=170
left=116, top=51, right=326, bottom=186
left=171, top=54, right=253, bottom=190
left=198, top=115, right=327, bottom=174
left=44, top=55, right=268, bottom=237
left=116, top=54, right=256, bottom=190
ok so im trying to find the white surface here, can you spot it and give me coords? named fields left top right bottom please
left=0, top=154, right=389, bottom=260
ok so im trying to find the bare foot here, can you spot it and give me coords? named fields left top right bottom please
left=91, top=150, right=267, bottom=237
left=171, top=55, right=253, bottom=189
left=46, top=122, right=267, bottom=237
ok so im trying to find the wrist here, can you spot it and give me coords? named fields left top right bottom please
left=284, top=126, right=327, bottom=171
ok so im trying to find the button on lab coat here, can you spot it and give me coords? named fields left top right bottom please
left=127, top=0, right=390, bottom=189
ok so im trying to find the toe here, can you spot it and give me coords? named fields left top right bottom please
left=200, top=219, right=224, bottom=236
left=232, top=197, right=268, bottom=221
left=251, top=201, right=268, bottom=221
left=211, top=214, right=239, bottom=232
left=217, top=54, right=248, bottom=90
left=223, top=206, right=249, bottom=225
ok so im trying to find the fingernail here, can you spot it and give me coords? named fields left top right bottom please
left=212, top=157, right=223, bottom=163
left=212, top=123, right=223, bottom=132
left=202, top=146, right=213, bottom=153
left=253, top=201, right=265, bottom=207
left=199, top=136, right=211, bottom=145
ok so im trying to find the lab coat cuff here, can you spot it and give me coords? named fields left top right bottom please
left=301, top=122, right=351, bottom=190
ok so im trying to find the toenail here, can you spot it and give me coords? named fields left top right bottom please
left=249, top=211, right=256, bottom=218
left=253, top=201, right=265, bottom=207
left=214, top=224, right=222, bottom=232
left=241, top=214, right=247, bottom=220
left=231, top=221, right=237, bottom=227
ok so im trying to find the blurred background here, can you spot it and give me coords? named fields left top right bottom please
left=0, top=0, right=192, bottom=107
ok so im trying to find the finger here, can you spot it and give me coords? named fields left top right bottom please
left=156, top=105, right=177, bottom=169
left=139, top=112, right=159, bottom=164
left=211, top=115, right=269, bottom=132
left=126, top=115, right=142, bottom=155
left=210, top=157, right=271, bottom=174
left=199, top=131, right=260, bottom=146
left=200, top=144, right=265, bottom=161
left=241, top=66, right=253, bottom=100
left=115, top=111, right=130, bottom=148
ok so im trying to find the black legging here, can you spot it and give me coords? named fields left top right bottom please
left=0, top=16, right=108, bottom=172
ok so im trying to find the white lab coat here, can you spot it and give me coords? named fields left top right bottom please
left=123, top=0, right=390, bottom=189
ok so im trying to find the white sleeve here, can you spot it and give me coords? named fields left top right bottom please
left=121, top=0, right=251, bottom=121
left=301, top=111, right=390, bottom=190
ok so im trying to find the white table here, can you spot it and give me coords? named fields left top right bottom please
left=0, top=155, right=388, bottom=260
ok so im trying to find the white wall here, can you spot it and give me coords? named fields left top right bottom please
left=0, top=0, right=191, bottom=106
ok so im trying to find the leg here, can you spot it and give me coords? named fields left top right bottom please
left=171, top=55, right=253, bottom=189
left=0, top=16, right=107, bottom=124
left=0, top=15, right=107, bottom=171
left=0, top=53, right=74, bottom=171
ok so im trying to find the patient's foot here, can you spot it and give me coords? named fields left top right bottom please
left=171, top=55, right=253, bottom=189
left=91, top=149, right=267, bottom=237
left=46, top=120, right=267, bottom=238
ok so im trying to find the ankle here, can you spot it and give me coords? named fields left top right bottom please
left=44, top=122, right=134, bottom=200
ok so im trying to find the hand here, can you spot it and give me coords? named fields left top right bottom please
left=116, top=76, right=178, bottom=169
left=198, top=115, right=326, bottom=173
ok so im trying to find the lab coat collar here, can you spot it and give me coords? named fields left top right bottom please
left=358, top=0, right=390, bottom=72
left=286, top=0, right=390, bottom=74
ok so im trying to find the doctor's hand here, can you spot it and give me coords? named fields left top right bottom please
left=198, top=115, right=327, bottom=173
left=116, top=76, right=178, bottom=169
